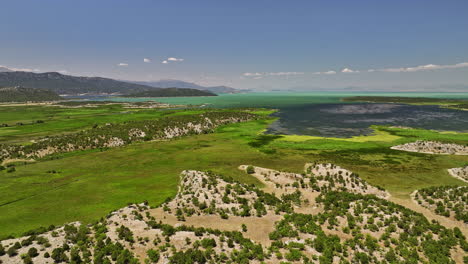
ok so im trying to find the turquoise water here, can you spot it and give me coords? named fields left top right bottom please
left=82, top=92, right=468, bottom=137
left=93, top=92, right=468, bottom=108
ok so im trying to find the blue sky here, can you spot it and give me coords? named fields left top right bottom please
left=1, top=0, right=468, bottom=91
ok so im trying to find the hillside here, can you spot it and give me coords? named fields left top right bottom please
left=0, top=71, right=157, bottom=95
left=126, top=87, right=217, bottom=97
left=0, top=87, right=62, bottom=102
left=133, top=79, right=245, bottom=94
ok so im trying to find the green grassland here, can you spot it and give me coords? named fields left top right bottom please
left=0, top=104, right=467, bottom=238
left=0, top=104, right=259, bottom=144
left=0, top=104, right=164, bottom=143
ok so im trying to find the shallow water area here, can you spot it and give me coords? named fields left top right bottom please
left=266, top=103, right=468, bottom=137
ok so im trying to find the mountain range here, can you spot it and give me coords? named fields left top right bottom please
left=131, top=80, right=244, bottom=94
left=0, top=69, right=244, bottom=95
left=0, top=71, right=156, bottom=95
left=126, top=88, right=217, bottom=98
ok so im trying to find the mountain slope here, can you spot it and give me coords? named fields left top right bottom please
left=0, top=67, right=14, bottom=73
left=0, top=87, right=62, bottom=102
left=126, top=87, right=217, bottom=97
left=0, top=72, right=157, bottom=95
left=133, top=79, right=243, bottom=94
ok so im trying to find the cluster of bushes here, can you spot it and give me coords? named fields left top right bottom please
left=171, top=170, right=300, bottom=220
left=415, top=185, right=467, bottom=222
left=268, top=191, right=467, bottom=264
left=0, top=220, right=141, bottom=264
left=304, top=163, right=382, bottom=195
left=144, top=219, right=266, bottom=263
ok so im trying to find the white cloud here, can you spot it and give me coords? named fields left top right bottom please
left=341, top=68, right=359, bottom=73
left=242, top=72, right=304, bottom=78
left=374, top=62, right=468, bottom=73
left=167, top=57, right=184, bottom=62
left=118, top=63, right=129, bottom=66
left=268, top=72, right=304, bottom=76
left=57, top=70, right=68, bottom=74
left=243, top=72, right=262, bottom=77
left=313, top=70, right=336, bottom=75
left=143, top=58, right=151, bottom=63
left=162, top=57, right=184, bottom=64
left=242, top=61, right=468, bottom=80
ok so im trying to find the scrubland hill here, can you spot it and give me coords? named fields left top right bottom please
left=0, top=87, right=62, bottom=102
left=2, top=164, right=465, bottom=264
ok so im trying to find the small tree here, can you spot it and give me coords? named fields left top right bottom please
left=51, top=247, right=68, bottom=263
left=246, top=166, right=255, bottom=174
left=27, top=247, right=39, bottom=257
left=7, top=246, right=18, bottom=257
left=241, top=224, right=248, bottom=232
left=23, top=256, right=33, bottom=264
left=147, top=249, right=160, bottom=263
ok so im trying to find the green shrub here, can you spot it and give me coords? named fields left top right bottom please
left=246, top=165, right=255, bottom=174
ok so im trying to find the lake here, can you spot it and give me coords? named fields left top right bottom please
left=78, top=92, right=468, bottom=137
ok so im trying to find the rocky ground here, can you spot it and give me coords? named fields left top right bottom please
left=1, top=163, right=466, bottom=264
left=391, top=140, right=468, bottom=155
left=239, top=163, right=389, bottom=200
left=449, top=166, right=468, bottom=182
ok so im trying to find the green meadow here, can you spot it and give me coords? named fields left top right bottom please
left=0, top=104, right=467, bottom=238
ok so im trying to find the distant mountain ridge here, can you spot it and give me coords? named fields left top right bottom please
left=0, top=71, right=157, bottom=95
left=126, top=88, right=217, bottom=97
left=0, top=86, right=62, bottom=102
left=0, top=66, right=14, bottom=73
left=132, top=80, right=245, bottom=94
left=0, top=71, right=245, bottom=95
